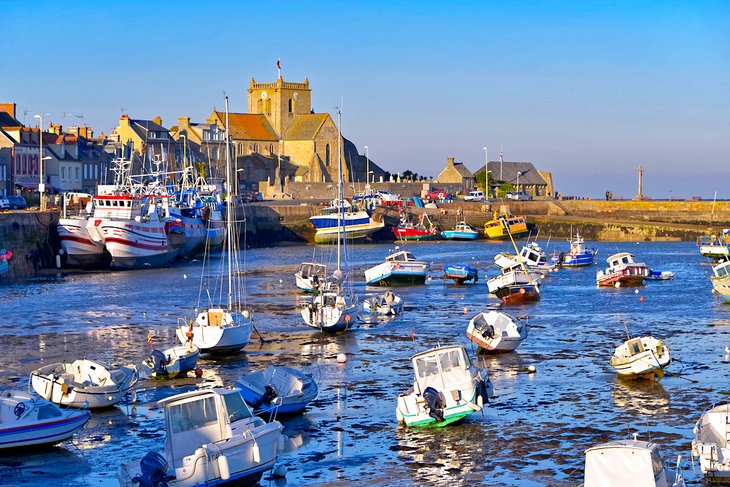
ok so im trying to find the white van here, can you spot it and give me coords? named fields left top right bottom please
left=463, top=190, right=485, bottom=202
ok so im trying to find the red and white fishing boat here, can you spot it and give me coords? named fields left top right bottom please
left=392, top=212, right=438, bottom=241
left=596, top=252, right=647, bottom=287
left=87, top=193, right=183, bottom=270
left=57, top=192, right=108, bottom=268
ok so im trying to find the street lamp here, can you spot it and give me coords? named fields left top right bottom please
left=516, top=170, right=523, bottom=193
left=482, top=146, right=488, bottom=193
left=33, top=113, right=51, bottom=211
left=364, top=145, right=369, bottom=188
left=180, top=133, right=187, bottom=165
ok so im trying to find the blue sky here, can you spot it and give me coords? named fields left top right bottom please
left=2, top=0, right=728, bottom=198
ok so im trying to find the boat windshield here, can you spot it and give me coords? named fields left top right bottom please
left=650, top=448, right=664, bottom=478
left=222, top=391, right=252, bottom=423
left=169, top=395, right=218, bottom=433
left=714, top=261, right=730, bottom=278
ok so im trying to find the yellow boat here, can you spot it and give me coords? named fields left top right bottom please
left=484, top=213, right=529, bottom=240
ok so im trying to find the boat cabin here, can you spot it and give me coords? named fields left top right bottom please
left=519, top=243, right=547, bottom=267
left=713, top=260, right=730, bottom=278
left=455, top=222, right=475, bottom=232
left=298, top=263, right=327, bottom=279
left=606, top=252, right=639, bottom=268
left=410, top=346, right=471, bottom=394
left=386, top=250, right=418, bottom=263
left=160, top=388, right=257, bottom=469
left=93, top=194, right=168, bottom=222
left=584, top=439, right=671, bottom=487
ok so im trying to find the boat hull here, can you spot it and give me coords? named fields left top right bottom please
left=310, top=211, right=384, bottom=244
left=0, top=403, right=90, bottom=450
left=711, top=277, right=730, bottom=300
left=441, top=230, right=478, bottom=241
left=365, top=261, right=428, bottom=286
left=57, top=219, right=108, bottom=268
left=493, top=285, right=540, bottom=304
left=443, top=264, right=478, bottom=284
left=236, top=366, right=319, bottom=416
left=554, top=252, right=596, bottom=267
left=692, top=403, right=730, bottom=482
left=392, top=227, right=437, bottom=241
left=610, top=337, right=671, bottom=380
left=466, top=311, right=526, bottom=352
left=101, top=222, right=180, bottom=269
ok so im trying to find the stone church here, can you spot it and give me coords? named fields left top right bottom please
left=203, top=77, right=382, bottom=189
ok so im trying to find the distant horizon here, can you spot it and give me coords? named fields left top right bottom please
left=2, top=0, right=728, bottom=199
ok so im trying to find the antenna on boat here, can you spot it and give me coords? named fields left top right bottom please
left=621, top=315, right=631, bottom=341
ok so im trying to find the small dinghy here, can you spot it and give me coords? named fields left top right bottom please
left=443, top=264, right=478, bottom=284
left=117, top=388, right=282, bottom=487
left=692, top=402, right=730, bottom=483
left=466, top=310, right=527, bottom=352
left=610, top=336, right=671, bottom=380
left=30, top=359, right=138, bottom=409
left=363, top=289, right=404, bottom=316
left=141, top=345, right=200, bottom=380
left=584, top=434, right=685, bottom=487
left=236, top=365, right=318, bottom=415
left=645, top=270, right=675, bottom=281
left=0, top=389, right=90, bottom=450
left=396, top=345, right=492, bottom=427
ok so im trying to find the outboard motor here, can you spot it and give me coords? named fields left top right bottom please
left=132, top=451, right=170, bottom=487
left=262, top=384, right=278, bottom=405
left=422, top=387, right=446, bottom=423
left=476, top=378, right=491, bottom=405
left=148, top=350, right=168, bottom=376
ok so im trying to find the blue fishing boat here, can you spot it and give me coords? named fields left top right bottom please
left=444, top=264, right=478, bottom=284
left=550, top=232, right=597, bottom=267
left=442, top=221, right=479, bottom=241
left=310, top=200, right=384, bottom=243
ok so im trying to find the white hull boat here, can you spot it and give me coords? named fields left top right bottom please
left=610, top=336, right=671, bottom=380
left=58, top=216, right=107, bottom=267
left=711, top=259, right=730, bottom=301
left=363, top=291, right=404, bottom=316
left=0, top=389, right=90, bottom=450
left=597, top=252, right=647, bottom=287
left=117, top=388, right=282, bottom=487
left=236, top=365, right=319, bottom=415
left=584, top=436, right=684, bottom=487
left=142, top=345, right=200, bottom=379
left=487, top=264, right=541, bottom=304
left=177, top=309, right=253, bottom=354
left=396, top=345, right=492, bottom=427
left=466, top=311, right=527, bottom=352
left=30, top=359, right=138, bottom=409
left=692, top=402, right=730, bottom=483
left=295, top=262, right=329, bottom=292
left=365, top=248, right=429, bottom=286
left=300, top=290, right=358, bottom=333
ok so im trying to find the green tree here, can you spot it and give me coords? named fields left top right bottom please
left=196, top=161, right=207, bottom=180
left=497, top=182, right=514, bottom=198
left=473, top=168, right=492, bottom=194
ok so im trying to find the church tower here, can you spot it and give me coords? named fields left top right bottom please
left=248, top=77, right=312, bottom=136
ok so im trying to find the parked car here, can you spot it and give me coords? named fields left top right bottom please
left=424, top=188, right=451, bottom=200
left=0, top=195, right=27, bottom=210
left=463, top=190, right=485, bottom=202
left=505, top=192, right=532, bottom=201
left=239, top=191, right=263, bottom=203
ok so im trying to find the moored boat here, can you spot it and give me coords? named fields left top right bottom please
left=550, top=232, right=597, bottom=267
left=393, top=213, right=437, bottom=241
left=395, top=345, right=492, bottom=427
left=236, top=365, right=318, bottom=415
left=310, top=199, right=384, bottom=244
left=141, top=344, right=200, bottom=379
left=597, top=252, right=647, bottom=287
left=610, top=336, right=671, bottom=380
left=710, top=259, right=730, bottom=300
left=484, top=213, right=528, bottom=240
left=443, top=263, right=478, bottom=284
left=57, top=192, right=108, bottom=268
left=697, top=229, right=730, bottom=261
left=487, top=262, right=541, bottom=303
left=117, top=388, right=282, bottom=487
left=0, top=389, right=90, bottom=450
left=466, top=310, right=527, bottom=352
left=365, top=248, right=429, bottom=286
left=645, top=269, right=675, bottom=281
left=495, top=241, right=556, bottom=276
left=692, top=402, right=730, bottom=483
left=363, top=289, right=404, bottom=315
left=30, top=359, right=138, bottom=408
left=295, top=262, right=329, bottom=292
left=442, top=221, right=479, bottom=240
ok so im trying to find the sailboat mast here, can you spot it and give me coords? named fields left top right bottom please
left=224, top=95, right=233, bottom=310
left=337, top=108, right=342, bottom=271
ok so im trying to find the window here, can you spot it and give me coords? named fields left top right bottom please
left=222, top=392, right=252, bottom=423
left=62, top=167, right=66, bottom=180
left=288, top=98, right=293, bottom=113
left=75, top=167, right=79, bottom=179
left=252, top=144, right=258, bottom=153
left=169, top=396, right=218, bottom=433
left=325, top=144, right=330, bottom=166
left=416, top=356, right=440, bottom=378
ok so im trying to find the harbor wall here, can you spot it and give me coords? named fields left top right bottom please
left=0, top=211, right=59, bottom=280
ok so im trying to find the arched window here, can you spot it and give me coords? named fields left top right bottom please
left=288, top=98, right=293, bottom=113
left=325, top=144, right=330, bottom=166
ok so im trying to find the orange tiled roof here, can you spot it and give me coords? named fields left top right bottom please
left=213, top=111, right=277, bottom=141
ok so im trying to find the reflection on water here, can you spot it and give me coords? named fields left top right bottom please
left=0, top=241, right=728, bottom=485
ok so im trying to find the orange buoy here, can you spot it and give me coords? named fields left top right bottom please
left=463, top=306, right=468, bottom=314
left=639, top=296, right=645, bottom=302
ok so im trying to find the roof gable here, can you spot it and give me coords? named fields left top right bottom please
left=283, top=114, right=328, bottom=140
left=487, top=161, right=547, bottom=185
left=212, top=111, right=277, bottom=141
left=0, top=112, right=22, bottom=128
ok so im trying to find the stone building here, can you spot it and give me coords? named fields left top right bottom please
left=437, top=157, right=475, bottom=191
left=111, top=115, right=178, bottom=175
left=486, top=161, right=552, bottom=197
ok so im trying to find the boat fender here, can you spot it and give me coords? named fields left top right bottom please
left=133, top=451, right=170, bottom=487
left=252, top=439, right=261, bottom=464
left=217, top=454, right=230, bottom=480
left=422, top=387, right=446, bottom=423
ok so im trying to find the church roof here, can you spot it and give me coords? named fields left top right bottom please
left=487, top=161, right=547, bottom=185
left=283, top=114, right=328, bottom=140
left=213, top=112, right=277, bottom=141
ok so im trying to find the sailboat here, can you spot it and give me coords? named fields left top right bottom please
left=299, top=108, right=358, bottom=332
left=175, top=96, right=253, bottom=353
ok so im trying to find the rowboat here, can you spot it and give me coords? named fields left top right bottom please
left=363, top=290, right=404, bottom=315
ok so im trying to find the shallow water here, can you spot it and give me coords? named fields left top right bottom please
left=0, top=240, right=728, bottom=486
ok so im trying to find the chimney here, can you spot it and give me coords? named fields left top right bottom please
left=0, top=102, right=16, bottom=118
left=178, top=116, right=190, bottom=129
left=120, top=114, right=130, bottom=127
left=152, top=116, right=163, bottom=126
left=50, top=123, right=63, bottom=135
left=447, top=157, right=455, bottom=166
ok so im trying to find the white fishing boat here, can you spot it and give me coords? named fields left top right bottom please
left=0, top=389, right=90, bottom=450
left=363, top=289, right=404, bottom=316
left=692, top=402, right=730, bottom=482
left=610, top=335, right=671, bottom=380
left=295, top=262, right=329, bottom=292
left=697, top=229, right=730, bottom=261
left=710, top=259, right=730, bottom=301
left=299, top=109, right=359, bottom=333
left=495, top=241, right=556, bottom=275
left=488, top=262, right=541, bottom=304
left=117, top=388, right=282, bottom=487
left=57, top=192, right=108, bottom=268
left=597, top=252, right=647, bottom=287
left=30, top=359, right=138, bottom=409
left=584, top=435, right=685, bottom=487
left=466, top=310, right=527, bottom=352
left=176, top=97, right=253, bottom=354
left=365, top=248, right=429, bottom=286
left=309, top=199, right=384, bottom=243
left=395, top=345, right=492, bottom=427
left=141, top=344, right=200, bottom=379
left=236, top=365, right=319, bottom=415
